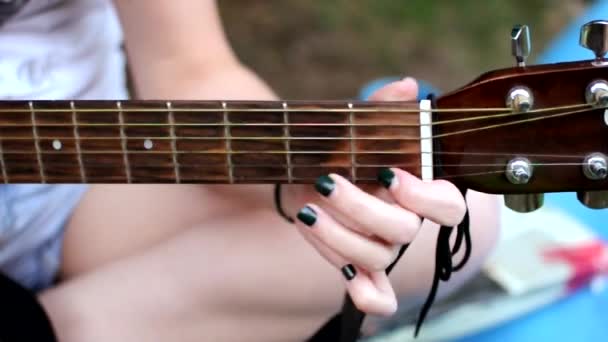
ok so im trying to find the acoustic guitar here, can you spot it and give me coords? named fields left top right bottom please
left=2, top=20, right=608, bottom=342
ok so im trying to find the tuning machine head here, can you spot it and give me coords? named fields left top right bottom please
left=511, top=24, right=531, bottom=67
left=578, top=191, right=608, bottom=209
left=580, top=20, right=608, bottom=61
left=504, top=193, right=544, bottom=213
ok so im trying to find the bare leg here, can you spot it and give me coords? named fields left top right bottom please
left=41, top=184, right=498, bottom=341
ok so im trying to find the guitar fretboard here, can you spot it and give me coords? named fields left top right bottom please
left=0, top=100, right=422, bottom=183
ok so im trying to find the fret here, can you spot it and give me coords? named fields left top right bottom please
left=172, top=101, right=227, bottom=182
left=288, top=103, right=350, bottom=182
left=351, top=101, right=422, bottom=180
left=223, top=102, right=234, bottom=184
left=117, top=101, right=132, bottom=183
left=229, top=102, right=287, bottom=181
left=120, top=101, right=174, bottom=182
left=29, top=101, right=46, bottom=183
left=71, top=101, right=87, bottom=183
left=348, top=102, right=357, bottom=182
left=167, top=101, right=181, bottom=183
left=77, top=101, right=126, bottom=182
left=282, top=102, right=293, bottom=183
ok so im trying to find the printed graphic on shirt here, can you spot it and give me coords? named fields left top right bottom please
left=0, top=0, right=29, bottom=26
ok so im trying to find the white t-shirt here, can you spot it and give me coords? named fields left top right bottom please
left=0, top=0, right=127, bottom=289
left=0, top=0, right=127, bottom=100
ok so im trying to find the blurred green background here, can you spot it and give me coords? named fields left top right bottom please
left=218, top=1, right=589, bottom=99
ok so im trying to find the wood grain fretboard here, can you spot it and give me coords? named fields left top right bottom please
left=0, top=100, right=423, bottom=183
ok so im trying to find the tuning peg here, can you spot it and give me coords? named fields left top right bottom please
left=504, top=193, right=544, bottom=213
left=580, top=20, right=608, bottom=60
left=577, top=191, right=608, bottom=209
left=511, top=24, right=531, bottom=67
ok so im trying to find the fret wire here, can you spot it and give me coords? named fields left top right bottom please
left=283, top=102, right=293, bottom=184
left=167, top=101, right=181, bottom=183
left=71, top=101, right=87, bottom=183
left=223, top=102, right=234, bottom=184
left=117, top=101, right=132, bottom=183
left=29, top=101, right=46, bottom=183
left=348, top=103, right=357, bottom=182
left=0, top=134, right=7, bottom=184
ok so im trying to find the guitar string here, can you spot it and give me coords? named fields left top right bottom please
left=0, top=103, right=592, bottom=130
left=0, top=105, right=597, bottom=142
left=0, top=162, right=587, bottom=168
left=0, top=101, right=589, bottom=114
left=0, top=170, right=536, bottom=182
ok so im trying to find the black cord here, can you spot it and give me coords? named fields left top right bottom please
left=413, top=187, right=471, bottom=337
left=274, top=183, right=295, bottom=224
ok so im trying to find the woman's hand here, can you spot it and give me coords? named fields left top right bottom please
left=281, top=78, right=467, bottom=316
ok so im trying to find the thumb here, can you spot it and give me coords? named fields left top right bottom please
left=367, top=77, right=419, bottom=101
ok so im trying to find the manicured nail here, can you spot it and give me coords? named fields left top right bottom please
left=378, top=168, right=395, bottom=189
left=315, top=175, right=335, bottom=197
left=341, top=264, right=357, bottom=281
left=297, top=206, right=317, bottom=227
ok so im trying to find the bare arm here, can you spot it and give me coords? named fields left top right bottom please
left=115, top=0, right=276, bottom=100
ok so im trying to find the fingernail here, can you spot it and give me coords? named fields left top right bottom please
left=315, top=175, right=335, bottom=197
left=297, top=206, right=317, bottom=227
left=378, top=168, right=395, bottom=189
left=341, top=264, right=357, bottom=281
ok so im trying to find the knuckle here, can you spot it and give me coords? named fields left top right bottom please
left=391, top=217, right=420, bottom=244
left=368, top=249, right=395, bottom=271
left=391, top=230, right=415, bottom=245
left=343, top=198, right=368, bottom=215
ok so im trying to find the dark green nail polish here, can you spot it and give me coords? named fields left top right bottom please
left=341, top=264, right=357, bottom=281
left=297, top=206, right=317, bottom=227
left=378, top=168, right=395, bottom=189
left=315, top=175, right=335, bottom=197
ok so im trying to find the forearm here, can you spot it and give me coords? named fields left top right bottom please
left=131, top=59, right=277, bottom=101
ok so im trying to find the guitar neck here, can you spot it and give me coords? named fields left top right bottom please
left=0, top=99, right=427, bottom=184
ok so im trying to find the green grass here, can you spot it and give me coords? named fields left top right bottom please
left=219, top=1, right=585, bottom=99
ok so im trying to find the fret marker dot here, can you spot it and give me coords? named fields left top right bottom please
left=144, top=139, right=154, bottom=150
left=52, top=139, right=62, bottom=151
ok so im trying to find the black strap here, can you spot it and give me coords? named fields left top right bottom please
left=0, top=272, right=57, bottom=342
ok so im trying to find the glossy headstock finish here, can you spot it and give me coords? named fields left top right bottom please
left=435, top=59, right=608, bottom=197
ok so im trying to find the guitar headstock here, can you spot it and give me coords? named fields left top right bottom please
left=434, top=20, right=608, bottom=212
